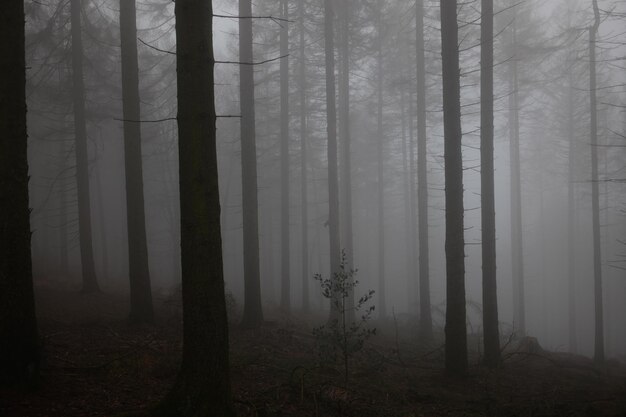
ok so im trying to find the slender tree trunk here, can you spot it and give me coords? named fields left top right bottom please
left=0, top=0, right=40, bottom=386
left=299, top=0, right=309, bottom=312
left=376, top=0, right=386, bottom=319
left=239, top=0, right=264, bottom=328
left=441, top=0, right=467, bottom=377
left=416, top=0, right=432, bottom=340
left=280, top=0, right=291, bottom=313
left=509, top=19, right=525, bottom=337
left=566, top=62, right=578, bottom=354
left=480, top=0, right=500, bottom=368
left=120, top=0, right=154, bottom=323
left=70, top=0, right=99, bottom=293
left=159, top=0, right=234, bottom=414
left=589, top=0, right=604, bottom=363
left=339, top=0, right=355, bottom=320
left=95, top=158, right=109, bottom=281
left=324, top=0, right=341, bottom=319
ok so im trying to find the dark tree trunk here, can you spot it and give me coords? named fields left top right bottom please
left=589, top=0, right=604, bottom=364
left=480, top=0, right=500, bottom=368
left=280, top=0, right=291, bottom=313
left=416, top=0, right=432, bottom=340
left=508, top=19, right=525, bottom=337
left=566, top=57, right=578, bottom=354
left=324, top=0, right=341, bottom=318
left=120, top=0, right=154, bottom=323
left=0, top=0, right=40, bottom=386
left=70, top=0, right=99, bottom=293
left=376, top=0, right=386, bottom=319
left=158, top=0, right=234, bottom=414
left=299, top=0, right=310, bottom=312
left=239, top=0, right=264, bottom=328
left=440, top=0, right=467, bottom=377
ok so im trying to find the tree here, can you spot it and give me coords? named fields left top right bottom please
left=240, top=0, right=264, bottom=328
left=589, top=0, right=604, bottom=364
left=416, top=0, right=432, bottom=340
left=441, top=0, right=467, bottom=377
left=0, top=0, right=40, bottom=386
left=280, top=0, right=291, bottom=313
left=70, top=0, right=99, bottom=293
left=157, top=0, right=235, bottom=414
left=480, top=0, right=500, bottom=368
left=119, top=0, right=154, bottom=324
left=324, top=0, right=341, bottom=319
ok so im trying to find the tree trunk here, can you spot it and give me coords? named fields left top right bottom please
left=158, top=0, right=234, bottom=414
left=480, top=0, right=500, bottom=368
left=441, top=0, right=467, bottom=377
left=239, top=0, right=264, bottom=328
left=416, top=0, right=432, bottom=340
left=376, top=0, right=386, bottom=319
left=299, top=0, right=309, bottom=312
left=589, top=0, right=604, bottom=364
left=0, top=0, right=40, bottom=386
left=324, top=0, right=341, bottom=319
left=566, top=57, right=578, bottom=354
left=70, top=0, right=99, bottom=293
left=280, top=0, right=291, bottom=313
left=508, top=18, right=525, bottom=337
left=120, top=0, right=154, bottom=323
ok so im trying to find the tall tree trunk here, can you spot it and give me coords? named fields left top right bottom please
left=70, top=0, right=99, bottom=293
left=239, top=0, right=264, bottom=328
left=376, top=0, right=386, bottom=319
left=280, top=0, right=291, bottom=312
left=299, top=0, right=309, bottom=312
left=589, top=0, right=604, bottom=364
left=159, top=0, right=234, bottom=414
left=324, top=0, right=341, bottom=319
left=416, top=0, right=432, bottom=340
left=95, top=158, right=109, bottom=281
left=339, top=0, right=355, bottom=320
left=509, top=18, right=525, bottom=337
left=480, top=0, right=500, bottom=368
left=441, top=0, right=467, bottom=376
left=566, top=59, right=578, bottom=354
left=0, top=0, right=40, bottom=386
left=120, top=0, right=154, bottom=323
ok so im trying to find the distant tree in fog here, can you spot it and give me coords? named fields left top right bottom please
left=0, top=0, right=40, bottom=386
left=158, top=0, right=235, bottom=414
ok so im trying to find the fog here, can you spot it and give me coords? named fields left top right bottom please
left=24, top=0, right=626, bottom=361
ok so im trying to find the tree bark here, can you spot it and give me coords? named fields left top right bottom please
left=480, top=0, right=500, bottom=368
left=120, top=0, right=154, bottom=323
left=441, top=0, right=467, bottom=377
left=299, top=0, right=309, bottom=312
left=70, top=0, right=99, bottom=293
left=376, top=0, right=386, bottom=319
left=0, top=0, right=40, bottom=386
left=239, top=0, right=264, bottom=328
left=158, top=0, right=234, bottom=414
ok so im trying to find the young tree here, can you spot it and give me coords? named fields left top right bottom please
left=240, top=0, right=264, bottom=328
left=0, top=0, right=40, bottom=386
left=70, top=0, right=99, bottom=293
left=119, top=0, right=154, bottom=323
left=158, top=0, right=235, bottom=414
left=441, top=0, right=468, bottom=376
left=480, top=0, right=500, bottom=368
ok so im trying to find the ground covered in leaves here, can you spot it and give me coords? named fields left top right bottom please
left=1, top=287, right=626, bottom=416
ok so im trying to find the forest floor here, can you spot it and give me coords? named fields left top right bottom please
left=1, top=286, right=626, bottom=417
